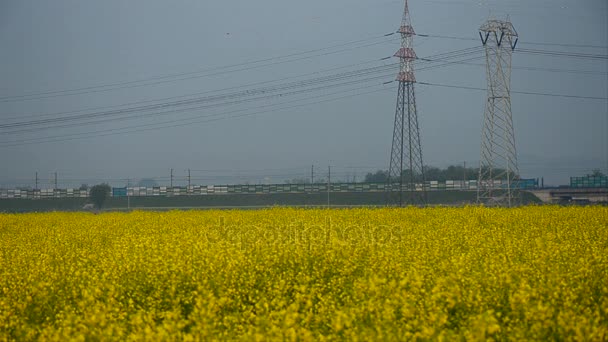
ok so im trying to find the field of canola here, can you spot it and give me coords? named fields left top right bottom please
left=0, top=206, right=607, bottom=340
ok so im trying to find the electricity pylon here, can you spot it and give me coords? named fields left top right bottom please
left=387, top=0, right=426, bottom=207
left=477, top=18, right=521, bottom=207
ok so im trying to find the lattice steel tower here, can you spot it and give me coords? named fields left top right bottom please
left=387, top=0, right=426, bottom=206
left=477, top=19, right=521, bottom=206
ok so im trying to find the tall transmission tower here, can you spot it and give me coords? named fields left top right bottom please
left=477, top=19, right=521, bottom=207
left=387, top=0, right=426, bottom=206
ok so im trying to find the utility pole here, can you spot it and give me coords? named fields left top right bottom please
left=463, top=161, right=467, bottom=189
left=311, top=165, right=314, bottom=184
left=35, top=172, right=38, bottom=190
left=54, top=172, right=58, bottom=190
left=327, top=165, right=331, bottom=208
left=188, top=169, right=191, bottom=188
left=127, top=178, right=131, bottom=210
left=170, top=168, right=173, bottom=188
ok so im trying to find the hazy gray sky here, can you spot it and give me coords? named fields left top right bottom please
left=1, top=0, right=606, bottom=188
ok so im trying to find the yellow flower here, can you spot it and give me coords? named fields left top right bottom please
left=0, top=206, right=605, bottom=340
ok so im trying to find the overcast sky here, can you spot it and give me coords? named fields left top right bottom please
left=0, top=0, right=606, bottom=188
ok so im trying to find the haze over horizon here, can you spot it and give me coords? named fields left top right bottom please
left=1, top=0, right=606, bottom=188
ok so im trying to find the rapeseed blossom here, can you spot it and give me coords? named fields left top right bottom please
left=0, top=207, right=606, bottom=340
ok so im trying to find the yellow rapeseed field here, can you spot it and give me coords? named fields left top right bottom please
left=0, top=207, right=607, bottom=340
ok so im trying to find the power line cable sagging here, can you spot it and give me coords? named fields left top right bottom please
left=2, top=44, right=604, bottom=148
left=1, top=46, right=483, bottom=125
left=1, top=31, right=603, bottom=105
left=418, top=82, right=608, bottom=100
left=0, top=47, right=486, bottom=146
left=418, top=33, right=608, bottom=50
left=0, top=86, right=393, bottom=148
left=1, top=34, right=605, bottom=148
left=0, top=33, right=401, bottom=103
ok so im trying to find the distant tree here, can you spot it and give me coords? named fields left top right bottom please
left=89, top=183, right=111, bottom=209
left=479, top=166, right=519, bottom=180
left=137, top=178, right=158, bottom=188
left=364, top=170, right=389, bottom=183
left=364, top=165, right=516, bottom=183
left=589, top=169, right=606, bottom=177
left=285, top=178, right=310, bottom=184
left=438, top=165, right=479, bottom=181
left=424, top=166, right=443, bottom=182
left=79, top=184, right=89, bottom=191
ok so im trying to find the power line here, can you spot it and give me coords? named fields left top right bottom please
left=420, top=58, right=608, bottom=76
left=418, top=33, right=608, bottom=50
left=1, top=30, right=604, bottom=104
left=1, top=75, right=397, bottom=135
left=0, top=65, right=400, bottom=129
left=2, top=46, right=481, bottom=123
left=3, top=49, right=603, bottom=148
left=0, top=74, right=394, bottom=134
left=0, top=34, right=400, bottom=103
left=1, top=165, right=389, bottom=183
left=0, top=47, right=484, bottom=132
left=9, top=47, right=603, bottom=131
left=4, top=50, right=602, bottom=148
left=516, top=48, right=608, bottom=60
left=1, top=57, right=390, bottom=121
left=2, top=164, right=603, bottom=186
left=418, top=56, right=608, bottom=76
left=5, top=53, right=605, bottom=146
left=0, top=84, right=394, bottom=148
left=1, top=56, right=484, bottom=135
left=191, top=166, right=313, bottom=173
left=418, top=81, right=608, bottom=100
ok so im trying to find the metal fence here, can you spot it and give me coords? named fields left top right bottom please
left=570, top=176, right=608, bottom=189
left=1, top=179, right=540, bottom=199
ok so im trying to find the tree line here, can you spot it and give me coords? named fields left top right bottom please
left=284, top=165, right=513, bottom=184
left=363, top=165, right=517, bottom=183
